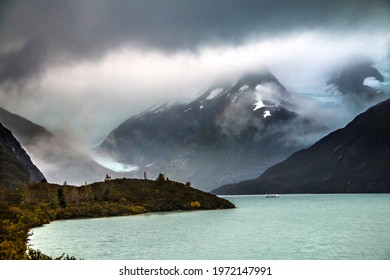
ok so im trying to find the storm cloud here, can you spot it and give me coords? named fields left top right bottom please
left=1, top=0, right=389, bottom=68
left=0, top=39, right=45, bottom=85
left=0, top=0, right=389, bottom=144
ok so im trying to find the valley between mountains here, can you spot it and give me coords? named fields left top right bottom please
left=1, top=55, right=389, bottom=260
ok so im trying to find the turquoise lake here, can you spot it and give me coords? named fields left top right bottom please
left=29, top=194, right=390, bottom=260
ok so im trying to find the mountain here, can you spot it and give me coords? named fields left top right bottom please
left=0, top=107, right=52, bottom=145
left=212, top=98, right=390, bottom=194
left=0, top=122, right=46, bottom=188
left=0, top=107, right=122, bottom=185
left=97, top=69, right=327, bottom=190
left=327, top=58, right=386, bottom=102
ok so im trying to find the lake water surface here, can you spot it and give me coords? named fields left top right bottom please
left=29, top=194, right=390, bottom=259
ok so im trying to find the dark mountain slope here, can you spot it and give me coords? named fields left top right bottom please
left=0, top=123, right=46, bottom=188
left=0, top=107, right=122, bottom=185
left=213, top=98, right=390, bottom=194
left=0, top=108, right=51, bottom=145
left=97, top=69, right=327, bottom=190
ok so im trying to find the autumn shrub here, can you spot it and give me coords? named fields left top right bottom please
left=190, top=201, right=201, bottom=209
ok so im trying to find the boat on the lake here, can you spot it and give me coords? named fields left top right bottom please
left=265, top=193, right=279, bottom=198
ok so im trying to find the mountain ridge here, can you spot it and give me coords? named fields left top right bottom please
left=97, top=69, right=327, bottom=190
left=327, top=58, right=386, bottom=103
left=212, top=98, right=390, bottom=195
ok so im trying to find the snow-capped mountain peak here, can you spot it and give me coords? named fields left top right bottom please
left=96, top=68, right=327, bottom=190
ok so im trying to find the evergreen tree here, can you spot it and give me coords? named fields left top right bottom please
left=57, top=188, right=67, bottom=208
left=103, top=188, right=110, bottom=201
left=156, top=173, right=166, bottom=186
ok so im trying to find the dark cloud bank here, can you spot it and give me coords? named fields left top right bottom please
left=0, top=0, right=389, bottom=141
left=1, top=0, right=389, bottom=83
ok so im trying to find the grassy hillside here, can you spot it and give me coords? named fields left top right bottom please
left=0, top=175, right=234, bottom=259
left=23, top=177, right=234, bottom=218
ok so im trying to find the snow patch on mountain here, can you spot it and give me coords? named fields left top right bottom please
left=253, top=83, right=283, bottom=111
left=363, top=77, right=382, bottom=88
left=239, top=85, right=250, bottom=92
left=206, top=88, right=224, bottom=100
left=253, top=96, right=266, bottom=111
left=94, top=154, right=138, bottom=173
left=153, top=108, right=166, bottom=114
left=263, top=110, right=272, bottom=118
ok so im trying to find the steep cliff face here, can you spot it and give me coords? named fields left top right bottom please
left=213, top=98, right=390, bottom=194
left=0, top=123, right=46, bottom=188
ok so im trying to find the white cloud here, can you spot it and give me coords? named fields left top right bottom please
left=1, top=31, right=389, bottom=144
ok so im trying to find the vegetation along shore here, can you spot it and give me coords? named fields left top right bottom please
left=0, top=175, right=234, bottom=259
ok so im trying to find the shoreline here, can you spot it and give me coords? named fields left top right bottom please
left=1, top=177, right=235, bottom=260
left=27, top=206, right=236, bottom=259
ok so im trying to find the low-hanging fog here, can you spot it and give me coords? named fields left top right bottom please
left=1, top=0, right=389, bottom=183
left=2, top=32, right=389, bottom=143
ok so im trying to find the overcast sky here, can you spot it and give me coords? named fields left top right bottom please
left=0, top=0, right=389, bottom=144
